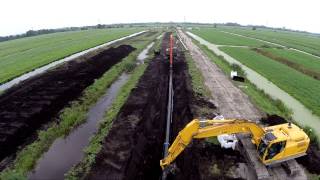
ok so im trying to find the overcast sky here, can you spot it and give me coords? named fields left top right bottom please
left=1, top=0, right=319, bottom=36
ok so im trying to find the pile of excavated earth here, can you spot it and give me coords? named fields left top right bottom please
left=1, top=30, right=320, bottom=180
left=0, top=45, right=135, bottom=164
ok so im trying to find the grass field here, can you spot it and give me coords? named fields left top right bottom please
left=220, top=26, right=320, bottom=56
left=191, top=39, right=291, bottom=119
left=65, top=36, right=160, bottom=180
left=190, top=28, right=273, bottom=47
left=220, top=47, right=320, bottom=117
left=0, top=31, right=159, bottom=179
left=263, top=48, right=320, bottom=73
left=0, top=28, right=143, bottom=84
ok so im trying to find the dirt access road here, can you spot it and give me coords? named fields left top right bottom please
left=178, top=29, right=262, bottom=121
left=177, top=29, right=307, bottom=180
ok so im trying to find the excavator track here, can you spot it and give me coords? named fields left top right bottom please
left=237, top=134, right=270, bottom=180
left=237, top=134, right=307, bottom=180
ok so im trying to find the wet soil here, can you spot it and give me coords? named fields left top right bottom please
left=87, top=33, right=170, bottom=180
left=168, top=49, right=243, bottom=180
left=169, top=32, right=246, bottom=180
left=260, top=114, right=288, bottom=126
left=296, top=126, right=320, bottom=175
left=189, top=142, right=246, bottom=180
left=166, top=43, right=202, bottom=180
left=297, top=145, right=320, bottom=174
left=0, top=45, right=135, bottom=161
left=87, top=33, right=237, bottom=180
left=137, top=42, right=154, bottom=64
left=28, top=74, right=129, bottom=180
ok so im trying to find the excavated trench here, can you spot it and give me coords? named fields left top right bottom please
left=0, top=45, right=135, bottom=162
left=87, top=33, right=225, bottom=180
left=168, top=37, right=244, bottom=180
left=84, top=33, right=314, bottom=180
left=87, top=34, right=170, bottom=179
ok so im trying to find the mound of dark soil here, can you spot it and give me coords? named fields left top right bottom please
left=0, top=45, right=135, bottom=160
left=87, top=33, right=218, bottom=180
left=297, top=145, right=320, bottom=174
left=87, top=35, right=170, bottom=180
left=260, top=114, right=287, bottom=126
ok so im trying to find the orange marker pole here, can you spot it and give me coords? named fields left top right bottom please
left=169, top=34, right=173, bottom=66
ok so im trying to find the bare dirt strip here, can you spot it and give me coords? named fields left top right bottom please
left=0, top=45, right=135, bottom=161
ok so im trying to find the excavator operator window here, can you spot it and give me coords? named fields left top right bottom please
left=258, top=140, right=268, bottom=159
left=265, top=141, right=286, bottom=160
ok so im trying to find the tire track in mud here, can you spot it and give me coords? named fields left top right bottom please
left=0, top=45, right=135, bottom=161
left=87, top=33, right=217, bottom=180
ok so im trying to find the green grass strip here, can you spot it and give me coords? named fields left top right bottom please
left=185, top=52, right=211, bottom=98
left=0, top=31, right=159, bottom=180
left=0, top=52, right=138, bottom=180
left=191, top=39, right=292, bottom=120
left=192, top=39, right=320, bottom=146
left=191, top=28, right=271, bottom=47
left=221, top=47, right=320, bottom=117
left=219, top=26, right=320, bottom=57
left=0, top=28, right=143, bottom=84
left=65, top=34, right=160, bottom=179
left=65, top=62, right=148, bottom=180
left=265, top=48, right=320, bottom=74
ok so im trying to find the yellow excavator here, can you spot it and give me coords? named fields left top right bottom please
left=160, top=118, right=309, bottom=170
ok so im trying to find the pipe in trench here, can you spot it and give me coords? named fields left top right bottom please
left=162, top=33, right=174, bottom=180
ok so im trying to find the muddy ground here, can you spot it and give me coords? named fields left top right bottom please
left=297, top=144, right=320, bottom=174
left=0, top=45, right=135, bottom=161
left=87, top=33, right=170, bottom=179
left=86, top=31, right=319, bottom=180
left=87, top=33, right=248, bottom=180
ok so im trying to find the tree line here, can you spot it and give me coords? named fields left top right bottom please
left=0, top=24, right=128, bottom=43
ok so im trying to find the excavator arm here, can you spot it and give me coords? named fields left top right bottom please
left=160, top=118, right=265, bottom=169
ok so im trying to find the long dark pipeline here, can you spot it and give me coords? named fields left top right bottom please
left=162, top=34, right=174, bottom=180
left=163, top=65, right=173, bottom=157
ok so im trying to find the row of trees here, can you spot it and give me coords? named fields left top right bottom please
left=0, top=24, right=129, bottom=43
left=0, top=28, right=78, bottom=42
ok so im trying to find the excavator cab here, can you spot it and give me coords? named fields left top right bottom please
left=257, top=133, right=287, bottom=164
left=257, top=123, right=309, bottom=165
left=265, top=141, right=287, bottom=160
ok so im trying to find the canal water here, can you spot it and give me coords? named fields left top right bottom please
left=28, top=40, right=154, bottom=180
left=137, top=42, right=154, bottom=64
left=28, top=73, right=129, bottom=180
left=187, top=31, right=320, bottom=136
